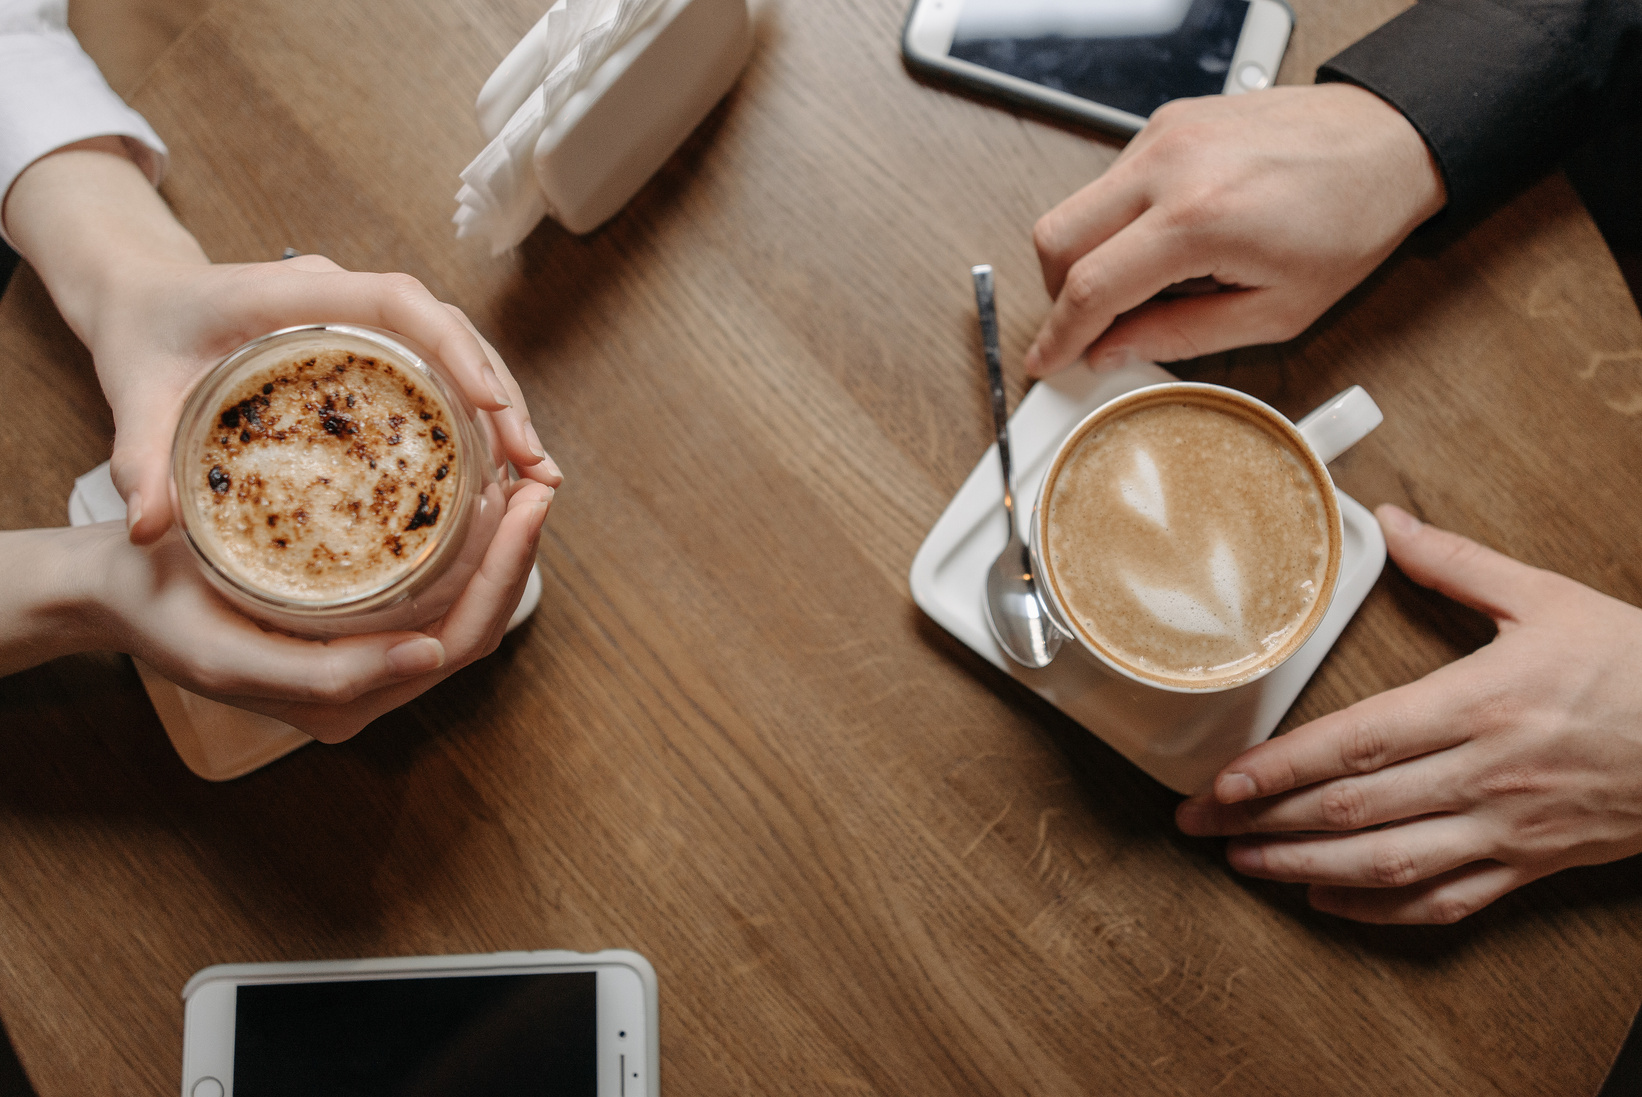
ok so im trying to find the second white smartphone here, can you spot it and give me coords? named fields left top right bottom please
left=903, top=0, right=1295, bottom=134
left=180, top=950, right=658, bottom=1097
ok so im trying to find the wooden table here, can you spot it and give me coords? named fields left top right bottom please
left=4, top=0, right=1642, bottom=1093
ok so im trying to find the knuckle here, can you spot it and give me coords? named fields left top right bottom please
left=1369, top=843, right=1420, bottom=888
left=1477, top=763, right=1544, bottom=799
left=1319, top=782, right=1368, bottom=830
left=1464, top=674, right=1524, bottom=734
left=188, top=657, right=236, bottom=699
left=310, top=658, right=367, bottom=706
left=1423, top=894, right=1476, bottom=925
left=381, top=272, right=428, bottom=302
left=179, top=645, right=249, bottom=698
left=1061, top=264, right=1108, bottom=313
left=1032, top=212, right=1067, bottom=264
left=1338, top=719, right=1392, bottom=774
left=1157, top=184, right=1228, bottom=235
left=1146, top=124, right=1210, bottom=172
left=1143, top=102, right=1204, bottom=145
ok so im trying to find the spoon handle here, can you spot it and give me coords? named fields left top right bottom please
left=971, top=265, right=1016, bottom=522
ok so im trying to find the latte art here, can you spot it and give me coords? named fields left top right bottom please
left=1044, top=396, right=1334, bottom=688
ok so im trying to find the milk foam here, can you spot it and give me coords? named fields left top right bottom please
left=1122, top=535, right=1245, bottom=639
left=189, top=349, right=460, bottom=602
left=1045, top=398, right=1331, bottom=686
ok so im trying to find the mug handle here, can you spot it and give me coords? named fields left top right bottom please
left=1297, top=386, right=1383, bottom=464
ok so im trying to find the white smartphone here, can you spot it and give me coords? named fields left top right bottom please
left=902, top=0, right=1294, bottom=134
left=179, top=950, right=658, bottom=1097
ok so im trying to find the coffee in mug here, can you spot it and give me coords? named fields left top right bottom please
left=172, top=325, right=507, bottom=637
left=1034, top=385, right=1345, bottom=692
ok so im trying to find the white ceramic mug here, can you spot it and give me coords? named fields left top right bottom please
left=1027, top=382, right=1383, bottom=693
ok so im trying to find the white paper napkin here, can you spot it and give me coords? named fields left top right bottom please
left=455, top=0, right=669, bottom=254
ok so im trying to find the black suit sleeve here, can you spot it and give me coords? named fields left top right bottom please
left=1317, top=0, right=1642, bottom=221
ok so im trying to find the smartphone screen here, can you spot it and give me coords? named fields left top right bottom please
left=232, top=971, right=597, bottom=1096
left=947, top=0, right=1253, bottom=118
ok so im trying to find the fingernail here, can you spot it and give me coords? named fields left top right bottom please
left=526, top=424, right=549, bottom=462
left=1217, top=772, right=1257, bottom=803
left=125, top=491, right=143, bottom=534
left=1380, top=504, right=1420, bottom=537
left=484, top=370, right=513, bottom=409
left=387, top=637, right=445, bottom=675
left=532, top=488, right=554, bottom=524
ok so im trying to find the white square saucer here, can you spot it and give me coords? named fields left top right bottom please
left=67, top=461, right=542, bottom=781
left=909, top=361, right=1386, bottom=795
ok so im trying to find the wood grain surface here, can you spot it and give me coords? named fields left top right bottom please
left=3, top=0, right=1642, bottom=1094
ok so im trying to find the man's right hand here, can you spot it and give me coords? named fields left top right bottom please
left=1025, top=83, right=1447, bottom=377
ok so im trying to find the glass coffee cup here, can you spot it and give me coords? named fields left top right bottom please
left=170, top=324, right=508, bottom=638
left=1027, top=382, right=1381, bottom=693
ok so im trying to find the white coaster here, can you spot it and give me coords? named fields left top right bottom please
left=909, top=361, right=1387, bottom=795
left=68, top=462, right=542, bottom=781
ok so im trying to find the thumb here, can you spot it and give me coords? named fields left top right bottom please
left=109, top=425, right=178, bottom=545
left=1084, top=287, right=1303, bottom=364
left=1377, top=504, right=1542, bottom=624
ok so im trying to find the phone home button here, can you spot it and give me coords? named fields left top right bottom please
left=191, top=1078, right=225, bottom=1097
left=1236, top=62, right=1270, bottom=90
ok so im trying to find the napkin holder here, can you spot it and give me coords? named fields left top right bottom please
left=536, top=0, right=752, bottom=233
left=67, top=462, right=542, bottom=781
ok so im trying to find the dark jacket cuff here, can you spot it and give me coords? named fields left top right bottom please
left=1317, top=0, right=1587, bottom=220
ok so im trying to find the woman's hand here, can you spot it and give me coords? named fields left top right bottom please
left=1025, top=84, right=1447, bottom=377
left=89, top=254, right=562, bottom=545
left=1176, top=506, right=1642, bottom=924
left=2, top=142, right=561, bottom=545
left=41, top=479, right=554, bottom=743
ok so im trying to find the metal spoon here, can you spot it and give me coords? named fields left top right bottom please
left=972, top=265, right=1062, bottom=669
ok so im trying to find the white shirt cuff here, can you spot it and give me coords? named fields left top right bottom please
left=0, top=26, right=169, bottom=249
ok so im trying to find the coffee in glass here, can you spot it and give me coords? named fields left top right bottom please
left=172, top=325, right=507, bottom=637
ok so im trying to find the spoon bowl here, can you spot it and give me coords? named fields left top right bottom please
left=985, top=530, right=1062, bottom=668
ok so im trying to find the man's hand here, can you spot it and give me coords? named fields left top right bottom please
left=1177, top=505, right=1642, bottom=924
left=1026, top=84, right=1447, bottom=377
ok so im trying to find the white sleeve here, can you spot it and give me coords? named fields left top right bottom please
left=0, top=0, right=169, bottom=247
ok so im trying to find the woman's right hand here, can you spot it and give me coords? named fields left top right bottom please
left=59, top=478, right=552, bottom=743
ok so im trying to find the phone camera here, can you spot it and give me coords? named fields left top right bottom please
left=619, top=1030, right=627, bottom=1039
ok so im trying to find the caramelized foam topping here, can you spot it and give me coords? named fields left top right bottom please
left=191, top=349, right=459, bottom=602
